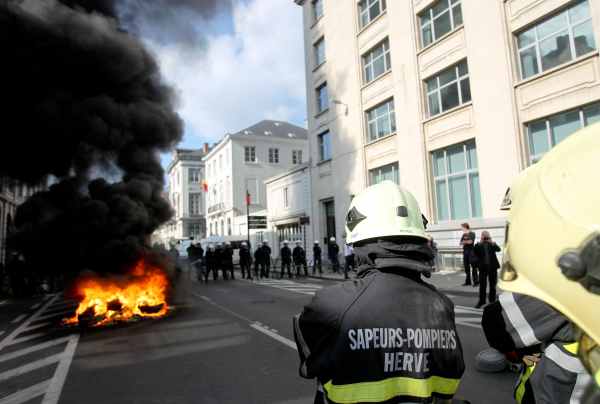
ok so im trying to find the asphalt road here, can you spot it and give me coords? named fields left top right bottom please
left=0, top=269, right=516, bottom=404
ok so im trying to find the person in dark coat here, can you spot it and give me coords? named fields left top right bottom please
left=222, top=242, right=234, bottom=280
left=327, top=237, right=340, bottom=273
left=473, top=231, right=501, bottom=308
left=293, top=241, right=307, bottom=277
left=253, top=245, right=262, bottom=280
left=204, top=244, right=218, bottom=281
left=187, top=242, right=204, bottom=282
left=460, top=222, right=478, bottom=286
left=280, top=241, right=292, bottom=279
left=239, top=242, right=253, bottom=280
left=259, top=241, right=272, bottom=278
left=312, top=241, right=322, bottom=275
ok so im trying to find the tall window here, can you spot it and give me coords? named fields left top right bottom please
left=517, top=0, right=596, bottom=79
left=366, top=99, right=396, bottom=142
left=359, top=0, right=386, bottom=28
left=432, top=141, right=481, bottom=222
left=244, top=146, right=256, bottom=163
left=227, top=218, right=232, bottom=236
left=189, top=193, right=201, bottom=216
left=188, top=168, right=200, bottom=183
left=318, top=131, right=332, bottom=161
left=369, top=162, right=399, bottom=185
left=425, top=60, right=471, bottom=117
left=316, top=82, right=329, bottom=114
left=312, top=0, right=324, bottom=22
left=292, top=150, right=303, bottom=164
left=419, top=0, right=463, bottom=48
left=527, top=102, right=600, bottom=163
left=283, top=187, right=289, bottom=208
left=189, top=223, right=201, bottom=239
left=362, top=39, right=391, bottom=83
left=314, top=37, right=326, bottom=67
left=323, top=200, right=336, bottom=241
left=268, top=148, right=279, bottom=163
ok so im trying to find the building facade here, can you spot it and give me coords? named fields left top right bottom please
left=163, top=147, right=209, bottom=243
left=204, top=120, right=309, bottom=240
left=295, top=0, right=600, bottom=267
left=265, top=164, right=315, bottom=259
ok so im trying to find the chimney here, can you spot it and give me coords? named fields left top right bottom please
left=203, top=142, right=209, bottom=154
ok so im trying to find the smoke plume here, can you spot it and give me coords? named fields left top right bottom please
left=0, top=0, right=188, bottom=276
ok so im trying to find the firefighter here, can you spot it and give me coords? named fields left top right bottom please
left=293, top=240, right=307, bottom=277
left=313, top=241, right=322, bottom=275
left=205, top=244, right=218, bottom=281
left=328, top=237, right=340, bottom=273
left=495, top=123, right=600, bottom=403
left=239, top=242, right=253, bottom=280
left=222, top=241, right=234, bottom=280
left=280, top=240, right=292, bottom=279
left=293, top=181, right=465, bottom=404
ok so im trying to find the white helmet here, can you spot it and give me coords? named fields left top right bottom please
left=296, top=240, right=302, bottom=245
left=329, top=237, right=336, bottom=242
left=225, top=241, right=231, bottom=246
left=263, top=240, right=268, bottom=244
left=345, top=181, right=428, bottom=244
left=314, top=240, right=319, bottom=244
left=241, top=242, right=247, bottom=247
left=283, top=240, right=289, bottom=244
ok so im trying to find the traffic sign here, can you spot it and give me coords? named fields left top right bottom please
left=248, top=215, right=267, bottom=229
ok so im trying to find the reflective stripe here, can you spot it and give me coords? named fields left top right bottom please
left=570, top=372, right=591, bottom=404
left=323, top=376, right=460, bottom=403
left=563, top=342, right=579, bottom=355
left=515, top=364, right=535, bottom=404
left=595, top=370, right=600, bottom=386
left=499, top=293, right=541, bottom=347
left=545, top=344, right=587, bottom=374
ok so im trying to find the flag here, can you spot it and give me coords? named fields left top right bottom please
left=245, top=191, right=251, bottom=206
left=202, top=180, right=208, bottom=193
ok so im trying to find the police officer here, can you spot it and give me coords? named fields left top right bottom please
left=495, top=123, right=600, bottom=403
left=293, top=182, right=465, bottom=403
left=239, top=242, right=253, bottom=280
left=313, top=240, right=322, bottom=275
left=328, top=237, right=340, bottom=273
left=187, top=242, right=204, bottom=282
left=280, top=240, right=292, bottom=279
left=205, top=244, right=218, bottom=281
left=222, top=241, right=234, bottom=280
left=253, top=244, right=263, bottom=280
left=214, top=243, right=224, bottom=280
left=260, top=240, right=271, bottom=278
left=293, top=240, right=307, bottom=277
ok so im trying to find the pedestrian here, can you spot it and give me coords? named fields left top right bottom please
left=293, top=182, right=465, bottom=403
left=293, top=240, right=307, bottom=277
left=428, top=235, right=440, bottom=271
left=222, top=241, right=234, bottom=280
left=205, top=244, right=218, bottom=281
left=239, top=242, right=253, bottom=280
left=312, top=240, right=322, bottom=275
left=259, top=240, right=271, bottom=278
left=280, top=240, right=292, bottom=279
left=328, top=237, right=340, bottom=273
left=459, top=222, right=478, bottom=286
left=473, top=231, right=500, bottom=308
left=343, top=242, right=355, bottom=280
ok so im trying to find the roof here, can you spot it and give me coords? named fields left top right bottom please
left=167, top=148, right=207, bottom=172
left=230, top=120, right=307, bottom=141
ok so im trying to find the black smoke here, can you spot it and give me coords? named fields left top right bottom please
left=0, top=0, right=187, bottom=276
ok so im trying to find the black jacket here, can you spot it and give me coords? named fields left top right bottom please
left=328, top=243, right=339, bottom=259
left=281, top=246, right=292, bottom=263
left=313, top=245, right=322, bottom=259
left=293, top=267, right=464, bottom=403
left=205, top=250, right=217, bottom=267
left=293, top=246, right=306, bottom=264
left=221, top=246, right=233, bottom=267
left=473, top=241, right=500, bottom=269
left=239, top=247, right=252, bottom=265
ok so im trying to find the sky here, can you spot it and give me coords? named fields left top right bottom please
left=125, top=0, right=308, bottom=167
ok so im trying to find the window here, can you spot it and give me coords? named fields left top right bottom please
left=419, top=0, right=463, bottom=48
left=316, top=82, right=329, bottom=114
left=366, top=99, right=396, bottom=142
left=268, top=148, right=279, bottom=164
left=526, top=102, right=600, bottom=163
left=188, top=168, right=200, bottom=183
left=189, top=223, right=201, bottom=239
left=425, top=60, right=471, bottom=117
left=323, top=200, right=336, bottom=241
left=283, top=187, right=289, bottom=208
left=244, top=146, right=256, bottom=163
left=369, top=162, right=399, bottom=185
left=312, top=0, right=323, bottom=22
left=189, top=193, right=201, bottom=216
left=227, top=218, right=232, bottom=236
left=362, top=39, right=391, bottom=83
left=314, top=37, right=326, bottom=67
left=292, top=150, right=303, bottom=164
left=318, top=131, right=332, bottom=161
left=359, top=0, right=386, bottom=28
left=432, top=141, right=481, bottom=222
left=517, top=0, right=596, bottom=79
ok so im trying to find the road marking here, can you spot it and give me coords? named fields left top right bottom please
left=11, top=314, right=27, bottom=324
left=0, top=331, right=4, bottom=337
left=0, top=300, right=7, bottom=306
left=7, top=333, right=46, bottom=347
left=0, top=380, right=51, bottom=404
left=41, top=335, right=79, bottom=404
left=0, top=337, right=71, bottom=364
left=31, top=303, right=42, bottom=310
left=33, top=309, right=72, bottom=323
left=23, top=322, right=50, bottom=333
left=250, top=323, right=297, bottom=351
left=0, top=353, right=64, bottom=383
left=0, top=295, right=59, bottom=351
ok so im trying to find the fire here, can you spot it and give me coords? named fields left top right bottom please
left=64, top=259, right=170, bottom=327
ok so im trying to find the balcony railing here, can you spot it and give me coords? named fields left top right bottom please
left=208, top=202, right=225, bottom=214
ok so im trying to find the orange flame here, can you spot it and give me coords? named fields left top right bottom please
left=63, top=259, right=170, bottom=327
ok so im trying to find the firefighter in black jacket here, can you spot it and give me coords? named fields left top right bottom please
left=293, top=181, right=465, bottom=404
left=293, top=240, right=307, bottom=277
left=280, top=241, right=292, bottom=279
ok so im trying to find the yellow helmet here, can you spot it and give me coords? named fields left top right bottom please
left=499, top=123, right=600, bottom=347
left=345, top=181, right=428, bottom=244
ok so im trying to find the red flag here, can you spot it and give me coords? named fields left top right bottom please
left=245, top=191, right=251, bottom=206
left=202, top=180, right=208, bottom=193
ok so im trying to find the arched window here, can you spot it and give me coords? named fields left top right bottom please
left=220, top=220, right=224, bottom=236
left=227, top=218, right=232, bottom=236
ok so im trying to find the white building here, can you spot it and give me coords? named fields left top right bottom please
left=294, top=0, right=600, bottom=268
left=265, top=164, right=314, bottom=259
left=162, top=146, right=210, bottom=244
left=204, top=120, right=308, bottom=240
